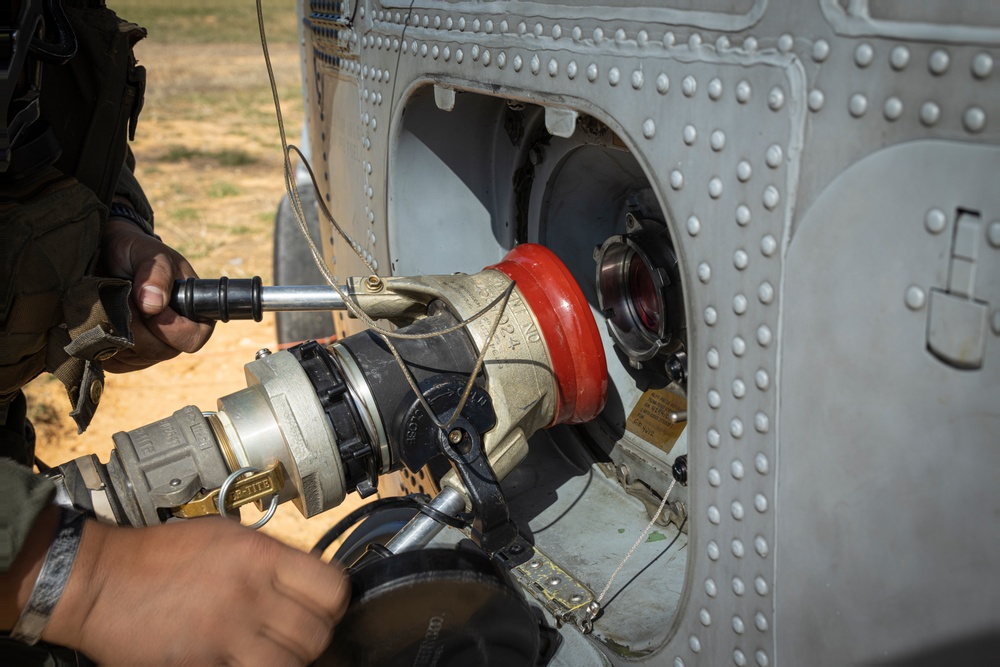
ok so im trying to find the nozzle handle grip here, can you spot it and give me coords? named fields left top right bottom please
left=171, top=277, right=264, bottom=323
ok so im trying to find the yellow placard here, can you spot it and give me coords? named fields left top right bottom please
left=625, top=388, right=687, bottom=454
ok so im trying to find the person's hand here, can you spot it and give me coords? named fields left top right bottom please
left=43, top=516, right=349, bottom=666
left=99, top=217, right=214, bottom=372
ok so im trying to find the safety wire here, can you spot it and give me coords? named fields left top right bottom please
left=592, top=478, right=677, bottom=615
left=254, top=1, right=514, bottom=433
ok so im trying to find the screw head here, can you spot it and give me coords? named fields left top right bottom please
left=170, top=478, right=182, bottom=487
left=448, top=429, right=464, bottom=444
left=255, top=348, right=272, bottom=360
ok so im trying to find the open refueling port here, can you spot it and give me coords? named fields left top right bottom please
left=388, top=87, right=690, bottom=658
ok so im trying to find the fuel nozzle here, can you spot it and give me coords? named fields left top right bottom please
left=51, top=245, right=609, bottom=532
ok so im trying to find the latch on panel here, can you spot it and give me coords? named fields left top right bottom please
left=926, top=211, right=990, bottom=370
left=433, top=85, right=455, bottom=112
left=544, top=106, right=578, bottom=138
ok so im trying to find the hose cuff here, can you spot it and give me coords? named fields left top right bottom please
left=10, top=509, right=85, bottom=646
left=108, top=201, right=160, bottom=241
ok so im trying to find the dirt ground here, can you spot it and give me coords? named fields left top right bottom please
left=24, top=41, right=364, bottom=552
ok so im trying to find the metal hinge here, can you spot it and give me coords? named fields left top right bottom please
left=511, top=546, right=596, bottom=630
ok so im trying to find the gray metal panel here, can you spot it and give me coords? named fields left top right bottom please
left=779, top=141, right=1000, bottom=663
left=299, top=1, right=1000, bottom=664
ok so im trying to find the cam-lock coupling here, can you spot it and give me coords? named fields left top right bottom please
left=49, top=245, right=609, bottom=531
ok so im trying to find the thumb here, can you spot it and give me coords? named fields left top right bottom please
left=128, top=238, right=178, bottom=316
left=137, top=282, right=167, bottom=316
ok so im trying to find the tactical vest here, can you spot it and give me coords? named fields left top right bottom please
left=0, top=1, right=150, bottom=433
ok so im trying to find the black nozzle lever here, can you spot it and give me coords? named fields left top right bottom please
left=171, top=276, right=264, bottom=323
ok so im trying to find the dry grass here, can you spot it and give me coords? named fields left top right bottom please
left=129, top=38, right=302, bottom=277
left=110, top=0, right=298, bottom=44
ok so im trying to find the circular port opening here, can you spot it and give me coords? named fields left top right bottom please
left=595, top=214, right=683, bottom=371
left=628, top=254, right=662, bottom=334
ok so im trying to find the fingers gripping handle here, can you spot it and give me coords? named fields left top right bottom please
left=171, top=276, right=264, bottom=323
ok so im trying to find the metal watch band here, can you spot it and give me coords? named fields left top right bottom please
left=10, top=509, right=86, bottom=646
left=108, top=201, right=160, bottom=240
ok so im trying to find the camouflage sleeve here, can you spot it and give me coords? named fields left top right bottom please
left=0, top=460, right=54, bottom=572
left=113, top=145, right=155, bottom=232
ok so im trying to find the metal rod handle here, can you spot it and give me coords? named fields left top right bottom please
left=384, top=486, right=466, bottom=554
left=171, top=277, right=347, bottom=322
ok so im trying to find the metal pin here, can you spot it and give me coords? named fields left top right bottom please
left=668, top=410, right=687, bottom=424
